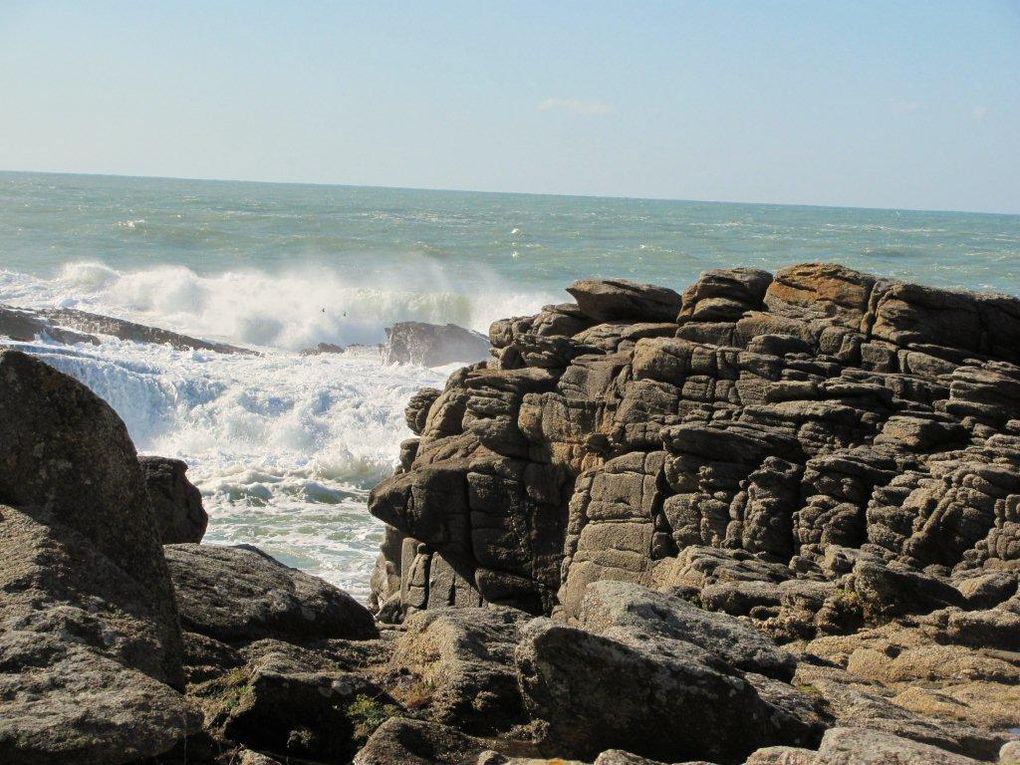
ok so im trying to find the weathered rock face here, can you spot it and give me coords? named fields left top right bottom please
left=369, top=264, right=1020, bottom=630
left=387, top=607, right=530, bottom=735
left=383, top=321, right=491, bottom=367
left=140, top=456, right=208, bottom=544
left=0, top=350, right=183, bottom=685
left=0, top=350, right=197, bottom=764
left=515, top=618, right=821, bottom=764
left=165, top=543, right=378, bottom=644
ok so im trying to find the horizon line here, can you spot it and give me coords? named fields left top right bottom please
left=1, top=167, right=1018, bottom=218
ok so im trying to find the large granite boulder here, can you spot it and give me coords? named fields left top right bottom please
left=140, top=456, right=208, bottom=544
left=0, top=350, right=195, bottom=763
left=164, top=543, right=378, bottom=644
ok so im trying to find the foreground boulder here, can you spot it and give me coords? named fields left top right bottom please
left=353, top=717, right=487, bottom=765
left=387, top=607, right=529, bottom=735
left=165, top=543, right=378, bottom=644
left=383, top=321, right=490, bottom=366
left=515, top=618, right=822, bottom=763
left=578, top=580, right=797, bottom=681
left=0, top=350, right=195, bottom=763
left=140, top=456, right=208, bottom=544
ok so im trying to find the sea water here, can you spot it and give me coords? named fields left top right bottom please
left=2, top=171, right=1018, bottom=599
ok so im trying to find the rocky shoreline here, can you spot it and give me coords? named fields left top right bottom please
left=2, top=262, right=1019, bottom=764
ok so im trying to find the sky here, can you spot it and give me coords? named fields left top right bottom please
left=1, top=1, right=1018, bottom=213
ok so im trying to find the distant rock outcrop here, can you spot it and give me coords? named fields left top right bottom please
left=383, top=321, right=490, bottom=367
left=0, top=303, right=254, bottom=354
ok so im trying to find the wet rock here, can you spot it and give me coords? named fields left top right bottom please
left=300, top=342, right=346, bottom=355
left=165, top=543, right=378, bottom=645
left=139, top=456, right=208, bottom=544
left=0, top=303, right=253, bottom=354
left=383, top=322, right=490, bottom=367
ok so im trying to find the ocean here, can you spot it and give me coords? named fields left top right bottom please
left=2, top=170, right=1019, bottom=600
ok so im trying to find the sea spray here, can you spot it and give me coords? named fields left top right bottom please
left=9, top=334, right=447, bottom=600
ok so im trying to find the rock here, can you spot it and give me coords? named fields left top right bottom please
left=742, top=747, right=814, bottom=765
left=0, top=506, right=202, bottom=765
left=181, top=630, right=244, bottom=684
left=851, top=561, right=966, bottom=620
left=0, top=303, right=253, bottom=354
left=0, top=350, right=182, bottom=684
left=1001, top=741, right=1020, bottom=765
left=479, top=753, right=589, bottom=765
left=41, top=306, right=254, bottom=354
left=353, top=717, right=486, bottom=765
left=405, top=387, right=443, bottom=435
left=388, top=607, right=529, bottom=735
left=593, top=752, right=719, bottom=765
left=204, top=639, right=392, bottom=762
left=515, top=619, right=820, bottom=764
left=164, top=543, right=378, bottom=644
left=0, top=350, right=196, bottom=763
left=577, top=580, right=797, bottom=681
left=139, top=456, right=208, bottom=544
left=809, top=726, right=986, bottom=765
left=793, top=663, right=1008, bottom=759
left=370, top=263, right=1020, bottom=661
left=0, top=303, right=99, bottom=345
left=383, top=322, right=490, bottom=367
left=566, top=278, right=682, bottom=323
left=300, top=342, right=345, bottom=355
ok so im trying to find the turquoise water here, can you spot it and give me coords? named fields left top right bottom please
left=2, top=170, right=1019, bottom=598
left=3, top=171, right=1019, bottom=303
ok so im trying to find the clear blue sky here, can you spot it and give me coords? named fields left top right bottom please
left=1, top=1, right=1018, bottom=213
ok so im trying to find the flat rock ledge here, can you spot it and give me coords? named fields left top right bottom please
left=2, top=263, right=1020, bottom=765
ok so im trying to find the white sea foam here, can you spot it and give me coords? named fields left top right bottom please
left=12, top=260, right=559, bottom=351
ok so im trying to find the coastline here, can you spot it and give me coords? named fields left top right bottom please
left=2, top=262, right=1018, bottom=764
